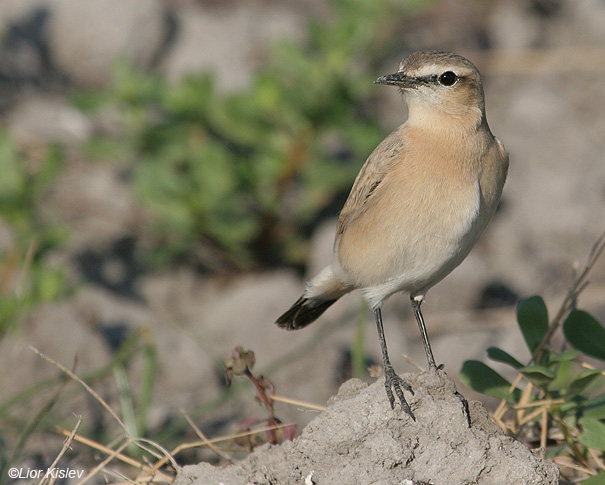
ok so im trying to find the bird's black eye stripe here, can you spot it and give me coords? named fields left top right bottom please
left=438, top=71, right=458, bottom=86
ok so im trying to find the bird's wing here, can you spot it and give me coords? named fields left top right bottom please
left=336, top=125, right=405, bottom=236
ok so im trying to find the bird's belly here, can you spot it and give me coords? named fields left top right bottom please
left=337, top=178, right=487, bottom=306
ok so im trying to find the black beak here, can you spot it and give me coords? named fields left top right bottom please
left=373, top=72, right=418, bottom=88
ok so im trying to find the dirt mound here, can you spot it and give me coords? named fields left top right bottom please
left=176, top=370, right=559, bottom=484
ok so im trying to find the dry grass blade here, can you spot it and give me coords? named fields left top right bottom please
left=132, top=438, right=179, bottom=476
left=30, top=347, right=126, bottom=431
left=553, top=457, right=596, bottom=476
left=78, top=437, right=132, bottom=484
left=77, top=438, right=175, bottom=484
left=181, top=408, right=234, bottom=463
left=9, top=361, right=72, bottom=468
left=402, top=353, right=425, bottom=372
left=270, top=395, right=326, bottom=412
left=57, top=429, right=139, bottom=468
left=56, top=428, right=174, bottom=483
left=15, top=238, right=38, bottom=298
left=33, top=347, right=176, bottom=482
left=141, top=422, right=297, bottom=475
left=35, top=415, right=82, bottom=485
left=492, top=373, right=524, bottom=429
left=588, top=448, right=605, bottom=471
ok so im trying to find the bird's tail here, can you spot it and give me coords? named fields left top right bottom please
left=276, top=296, right=338, bottom=330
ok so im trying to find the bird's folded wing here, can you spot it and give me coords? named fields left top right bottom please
left=336, top=126, right=406, bottom=236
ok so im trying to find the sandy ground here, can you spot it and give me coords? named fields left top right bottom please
left=176, top=371, right=559, bottom=485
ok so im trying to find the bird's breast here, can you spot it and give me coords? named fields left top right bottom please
left=336, top=128, right=494, bottom=295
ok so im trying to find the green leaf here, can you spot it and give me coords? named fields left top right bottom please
left=581, top=473, right=605, bottom=485
left=548, top=359, right=573, bottom=392
left=566, top=369, right=603, bottom=398
left=519, top=365, right=555, bottom=388
left=550, top=350, right=582, bottom=362
left=584, top=394, right=605, bottom=420
left=516, top=296, right=549, bottom=353
left=563, top=309, right=605, bottom=360
left=578, top=417, right=605, bottom=451
left=460, top=360, right=521, bottom=402
left=487, top=347, right=523, bottom=369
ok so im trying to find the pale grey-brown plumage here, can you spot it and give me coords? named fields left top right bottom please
left=276, top=50, right=508, bottom=418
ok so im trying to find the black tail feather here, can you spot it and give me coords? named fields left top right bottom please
left=276, top=296, right=337, bottom=330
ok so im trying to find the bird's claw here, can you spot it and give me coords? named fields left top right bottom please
left=384, top=366, right=415, bottom=420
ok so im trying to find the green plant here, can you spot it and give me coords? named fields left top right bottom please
left=461, top=231, right=605, bottom=483
left=76, top=0, right=431, bottom=270
left=0, top=132, right=68, bottom=336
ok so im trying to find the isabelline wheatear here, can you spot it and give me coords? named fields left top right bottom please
left=276, top=50, right=509, bottom=418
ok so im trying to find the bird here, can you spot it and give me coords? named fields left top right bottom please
left=276, top=50, right=508, bottom=418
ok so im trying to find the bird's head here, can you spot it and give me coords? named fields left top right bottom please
left=374, top=50, right=485, bottom=126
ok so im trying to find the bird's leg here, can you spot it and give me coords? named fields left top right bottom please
left=374, top=307, right=415, bottom=419
left=410, top=296, right=438, bottom=370
left=410, top=297, right=471, bottom=425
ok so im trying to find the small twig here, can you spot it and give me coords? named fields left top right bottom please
left=492, top=373, right=524, bottom=425
left=539, top=408, right=548, bottom=454
left=513, top=399, right=565, bottom=410
left=224, top=347, right=282, bottom=444
left=518, top=404, right=548, bottom=427
left=515, top=382, right=534, bottom=427
left=532, top=228, right=605, bottom=364
left=552, top=416, right=591, bottom=468
left=491, top=413, right=510, bottom=435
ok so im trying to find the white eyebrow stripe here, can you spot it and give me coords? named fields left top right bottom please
left=406, top=64, right=473, bottom=80
left=407, top=64, right=447, bottom=77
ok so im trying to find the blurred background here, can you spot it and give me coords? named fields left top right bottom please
left=0, top=0, right=604, bottom=474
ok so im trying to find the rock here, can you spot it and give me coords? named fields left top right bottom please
left=176, top=371, right=559, bottom=484
left=47, top=0, right=167, bottom=87
left=7, top=95, right=92, bottom=150
left=160, top=2, right=307, bottom=90
left=0, top=298, right=112, bottom=417
left=0, top=0, right=54, bottom=88
left=40, top=161, right=142, bottom=253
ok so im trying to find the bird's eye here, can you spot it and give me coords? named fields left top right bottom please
left=438, top=71, right=458, bottom=86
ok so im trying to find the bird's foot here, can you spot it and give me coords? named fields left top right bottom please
left=384, top=365, right=415, bottom=420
